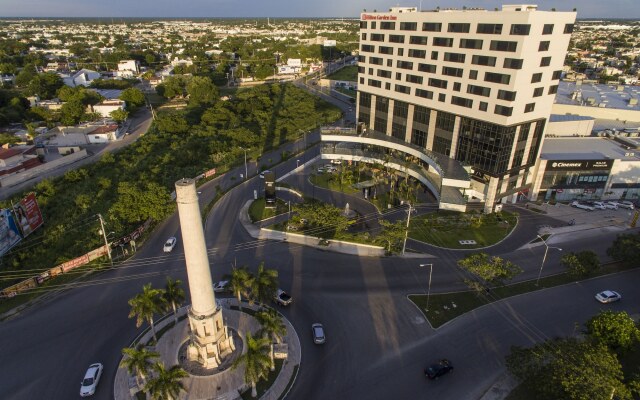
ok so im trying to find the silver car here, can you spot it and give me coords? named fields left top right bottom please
left=595, top=290, right=621, bottom=304
left=80, top=363, right=103, bottom=397
left=312, top=323, right=326, bottom=344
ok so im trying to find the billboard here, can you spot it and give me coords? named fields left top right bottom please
left=546, top=159, right=614, bottom=171
left=0, top=209, right=22, bottom=257
left=323, top=40, right=337, bottom=47
left=13, top=193, right=44, bottom=238
left=287, top=59, right=301, bottom=67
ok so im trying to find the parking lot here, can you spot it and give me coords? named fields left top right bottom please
left=535, top=201, right=635, bottom=230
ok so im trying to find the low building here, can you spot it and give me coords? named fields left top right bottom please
left=90, top=99, right=126, bottom=118
left=117, top=60, right=140, bottom=78
left=0, top=145, right=41, bottom=177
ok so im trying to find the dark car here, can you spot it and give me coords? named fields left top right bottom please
left=424, top=359, right=453, bottom=379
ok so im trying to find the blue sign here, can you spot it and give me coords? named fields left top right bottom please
left=0, top=209, right=22, bottom=257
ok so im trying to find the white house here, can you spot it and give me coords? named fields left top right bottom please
left=62, top=69, right=101, bottom=87
left=86, top=124, right=120, bottom=144
left=90, top=100, right=126, bottom=118
left=117, top=60, right=140, bottom=78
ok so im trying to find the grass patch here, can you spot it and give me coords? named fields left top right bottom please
left=408, top=211, right=518, bottom=249
left=248, top=198, right=290, bottom=223
left=309, top=172, right=361, bottom=195
left=279, top=364, right=299, bottom=400
left=326, top=65, right=358, bottom=81
left=240, top=359, right=284, bottom=400
left=410, top=261, right=635, bottom=328
left=335, top=87, right=357, bottom=98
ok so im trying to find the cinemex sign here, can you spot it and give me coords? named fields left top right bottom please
left=547, top=159, right=613, bottom=171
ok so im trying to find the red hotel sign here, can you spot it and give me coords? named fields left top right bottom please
left=362, top=14, right=397, bottom=20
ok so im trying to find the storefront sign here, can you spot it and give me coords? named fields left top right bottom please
left=547, top=159, right=613, bottom=171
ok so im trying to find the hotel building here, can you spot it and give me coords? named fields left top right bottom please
left=321, top=5, right=576, bottom=212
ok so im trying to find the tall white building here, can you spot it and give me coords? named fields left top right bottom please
left=323, top=5, right=576, bottom=212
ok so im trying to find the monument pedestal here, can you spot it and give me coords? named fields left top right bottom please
left=186, top=307, right=235, bottom=369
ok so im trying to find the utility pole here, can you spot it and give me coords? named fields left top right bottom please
left=401, top=203, right=413, bottom=255
left=420, top=263, right=434, bottom=312
left=98, top=214, right=112, bottom=266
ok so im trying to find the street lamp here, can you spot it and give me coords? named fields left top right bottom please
left=296, top=159, right=300, bottom=168
left=239, top=147, right=248, bottom=180
left=419, top=263, right=433, bottom=312
left=536, top=235, right=562, bottom=286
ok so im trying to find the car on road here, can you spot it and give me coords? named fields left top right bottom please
left=592, top=201, right=607, bottom=210
left=259, top=170, right=271, bottom=179
left=312, top=323, right=326, bottom=344
left=213, top=280, right=230, bottom=293
left=274, top=289, right=292, bottom=306
left=330, top=159, right=342, bottom=165
left=595, top=290, right=621, bottom=304
left=424, top=359, right=453, bottom=380
left=619, top=201, right=635, bottom=210
left=604, top=202, right=618, bottom=210
left=571, top=201, right=595, bottom=211
left=163, top=237, right=177, bottom=253
left=80, top=363, right=103, bottom=397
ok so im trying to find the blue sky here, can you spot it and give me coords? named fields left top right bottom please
left=0, top=0, right=638, bottom=18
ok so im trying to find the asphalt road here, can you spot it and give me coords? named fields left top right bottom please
left=0, top=86, right=636, bottom=399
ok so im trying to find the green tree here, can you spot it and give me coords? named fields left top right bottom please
left=121, top=345, right=160, bottom=387
left=255, top=308, right=287, bottom=371
left=159, top=75, right=186, bottom=99
left=110, top=181, right=173, bottom=224
left=586, top=310, right=640, bottom=351
left=226, top=266, right=254, bottom=310
left=607, top=233, right=640, bottom=266
left=59, top=99, right=86, bottom=126
left=144, top=363, right=188, bottom=400
left=232, top=332, right=272, bottom=398
left=186, top=76, right=217, bottom=107
left=162, top=277, right=185, bottom=325
left=120, top=87, right=146, bottom=110
left=128, top=283, right=166, bottom=342
left=561, top=250, right=600, bottom=278
left=506, top=338, right=631, bottom=400
left=296, top=202, right=349, bottom=236
left=376, top=219, right=406, bottom=253
left=110, top=108, right=129, bottom=124
left=457, top=253, right=522, bottom=290
left=27, top=72, right=63, bottom=99
left=251, top=262, right=278, bottom=304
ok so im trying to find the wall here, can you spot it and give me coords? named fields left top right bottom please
left=259, top=228, right=386, bottom=257
left=0, top=149, right=88, bottom=187
left=551, top=104, right=640, bottom=123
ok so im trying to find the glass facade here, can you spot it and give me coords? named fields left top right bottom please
left=456, top=118, right=517, bottom=175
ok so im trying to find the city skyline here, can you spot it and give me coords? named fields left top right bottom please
left=0, top=0, right=638, bottom=19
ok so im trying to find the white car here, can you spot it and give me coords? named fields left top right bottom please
left=595, top=290, right=621, bottom=304
left=312, top=323, right=326, bottom=344
left=604, top=202, right=618, bottom=210
left=592, top=201, right=606, bottom=210
left=163, top=237, right=177, bottom=253
left=619, top=201, right=635, bottom=210
left=213, top=280, right=230, bottom=293
left=259, top=170, right=271, bottom=179
left=80, top=363, right=103, bottom=397
left=571, top=201, right=594, bottom=211
left=330, top=159, right=342, bottom=165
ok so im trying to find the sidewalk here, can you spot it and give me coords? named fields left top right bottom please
left=114, top=301, right=301, bottom=400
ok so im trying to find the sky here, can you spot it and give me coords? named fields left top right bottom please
left=0, top=0, right=638, bottom=19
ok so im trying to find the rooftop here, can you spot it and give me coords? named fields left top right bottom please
left=556, top=81, right=640, bottom=112
left=541, top=137, right=640, bottom=161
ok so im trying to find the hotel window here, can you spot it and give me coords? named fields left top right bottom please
left=361, top=44, right=374, bottom=52
left=563, top=24, right=575, bottom=34
left=387, top=59, right=393, bottom=67
left=408, top=49, right=427, bottom=58
left=418, top=63, right=436, bottom=73
left=396, top=72, right=402, bottom=80
left=453, top=82, right=461, bottom=91
left=509, top=24, right=531, bottom=35
left=371, top=22, right=376, bottom=29
left=406, top=74, right=423, bottom=84
left=444, top=52, right=466, bottom=63
left=452, top=96, right=473, bottom=108
left=379, top=46, right=393, bottom=55
left=360, top=77, right=364, bottom=84
left=360, top=92, right=372, bottom=107
left=472, top=55, right=496, bottom=67
left=479, top=101, right=488, bottom=111
left=548, top=85, right=559, bottom=95
left=552, top=70, right=562, bottom=80
left=540, top=57, right=551, bottom=67
left=361, top=33, right=367, bottom=40
left=438, top=93, right=446, bottom=102
left=416, top=89, right=434, bottom=99
left=539, top=41, right=550, bottom=51
left=467, top=84, right=491, bottom=97
left=360, top=21, right=367, bottom=29
left=395, top=84, right=411, bottom=94
left=494, top=105, right=513, bottom=116
left=377, top=70, right=391, bottom=78
left=422, top=22, right=442, bottom=32
left=431, top=51, right=439, bottom=60
left=448, top=23, right=470, bottom=33
left=368, top=79, right=381, bottom=88
left=497, top=90, right=516, bottom=101
left=542, top=24, right=554, bottom=34
left=442, top=66, right=463, bottom=77
left=400, top=22, right=418, bottom=31
left=503, top=58, right=523, bottom=69
left=358, top=66, right=365, bottom=73
left=460, top=39, right=483, bottom=49
left=412, top=129, right=427, bottom=147
left=359, top=55, right=366, bottom=63
left=371, top=33, right=385, bottom=42
left=524, top=103, right=535, bottom=113
left=484, top=72, right=510, bottom=85
left=375, top=97, right=389, bottom=112
left=397, top=60, right=414, bottom=70
left=389, top=34, right=405, bottom=43
left=433, top=37, right=454, bottom=47
left=380, top=21, right=396, bottom=30
left=490, top=41, right=517, bottom=52
left=428, top=78, right=448, bottom=89
left=385, top=82, right=391, bottom=90
left=469, top=70, right=478, bottom=80
left=397, top=48, right=404, bottom=56
left=370, top=57, right=383, bottom=65
left=533, top=87, right=544, bottom=97
left=409, top=36, right=428, bottom=45
left=477, top=23, right=503, bottom=34
left=531, top=73, right=542, bottom=83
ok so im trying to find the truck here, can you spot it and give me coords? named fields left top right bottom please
left=274, top=289, right=292, bottom=306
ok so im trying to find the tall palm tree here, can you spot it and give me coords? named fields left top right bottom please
left=252, top=262, right=278, bottom=305
left=232, top=332, right=272, bottom=398
left=121, top=345, right=160, bottom=387
left=255, top=308, right=287, bottom=371
left=162, top=277, right=185, bottom=325
left=144, top=362, right=188, bottom=400
left=226, top=266, right=253, bottom=310
left=128, top=283, right=166, bottom=343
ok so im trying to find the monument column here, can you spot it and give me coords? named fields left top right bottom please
left=175, top=178, right=234, bottom=368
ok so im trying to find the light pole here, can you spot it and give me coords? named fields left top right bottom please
left=420, top=263, right=433, bottom=312
left=296, top=159, right=300, bottom=168
left=401, top=203, right=413, bottom=255
left=240, top=147, right=248, bottom=180
left=536, top=235, right=562, bottom=286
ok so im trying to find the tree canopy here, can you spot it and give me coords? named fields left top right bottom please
left=457, top=253, right=522, bottom=288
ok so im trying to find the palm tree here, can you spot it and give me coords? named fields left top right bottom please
left=121, top=345, right=160, bottom=387
left=226, top=266, right=253, bottom=310
left=232, top=332, right=272, bottom=397
left=128, top=283, right=166, bottom=343
left=251, top=262, right=278, bottom=305
left=162, top=277, right=185, bottom=325
left=144, top=362, right=188, bottom=400
left=255, top=308, right=287, bottom=371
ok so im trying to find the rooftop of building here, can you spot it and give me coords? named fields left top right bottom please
left=541, top=137, right=640, bottom=161
left=556, top=81, right=640, bottom=112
